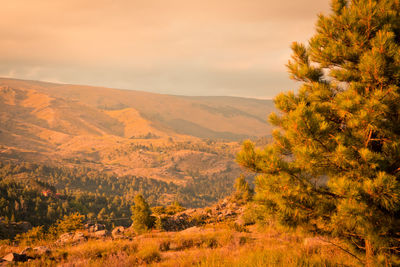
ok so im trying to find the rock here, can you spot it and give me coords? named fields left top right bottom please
left=235, top=215, right=246, bottom=226
left=56, top=232, right=86, bottom=244
left=183, top=209, right=196, bottom=215
left=33, top=246, right=51, bottom=255
left=179, top=226, right=200, bottom=233
left=224, top=209, right=235, bottom=216
left=161, top=213, right=191, bottom=231
left=168, top=242, right=180, bottom=251
left=56, top=232, right=74, bottom=244
left=20, top=247, right=32, bottom=254
left=84, top=223, right=106, bottom=233
left=93, top=230, right=108, bottom=238
left=112, top=226, right=125, bottom=238
left=2, top=252, right=28, bottom=262
left=73, top=232, right=86, bottom=242
left=230, top=202, right=239, bottom=209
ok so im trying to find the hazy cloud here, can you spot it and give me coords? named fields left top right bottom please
left=0, top=0, right=331, bottom=98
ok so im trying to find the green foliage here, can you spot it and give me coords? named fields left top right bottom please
left=152, top=203, right=186, bottom=217
left=241, top=203, right=270, bottom=226
left=15, top=226, right=46, bottom=245
left=0, top=159, right=239, bottom=231
left=131, top=195, right=154, bottom=234
left=232, top=175, right=254, bottom=203
left=50, top=212, right=84, bottom=236
left=165, top=201, right=186, bottom=215
left=238, top=0, right=400, bottom=265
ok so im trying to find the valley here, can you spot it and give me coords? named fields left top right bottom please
left=0, top=78, right=274, bottom=222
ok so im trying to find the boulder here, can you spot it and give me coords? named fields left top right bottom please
left=33, top=246, right=51, bottom=255
left=84, top=223, right=106, bottom=233
left=20, top=247, right=32, bottom=254
left=2, top=252, right=28, bottom=262
left=179, top=226, right=204, bottom=234
left=111, top=226, right=125, bottom=238
left=73, top=232, right=86, bottom=242
left=234, top=214, right=246, bottom=226
left=223, top=209, right=235, bottom=217
left=93, top=230, right=108, bottom=238
left=56, top=232, right=74, bottom=244
left=162, top=213, right=197, bottom=231
left=56, top=232, right=86, bottom=244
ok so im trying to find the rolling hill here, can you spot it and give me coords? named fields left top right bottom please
left=0, top=77, right=275, bottom=206
left=0, top=78, right=274, bottom=140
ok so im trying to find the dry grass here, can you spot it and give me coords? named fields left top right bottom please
left=3, top=225, right=361, bottom=267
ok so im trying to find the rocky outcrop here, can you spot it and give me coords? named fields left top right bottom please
left=84, top=223, right=106, bottom=233
left=92, top=230, right=108, bottom=238
left=56, top=232, right=87, bottom=245
left=160, top=197, right=245, bottom=232
left=33, top=246, right=51, bottom=255
left=73, top=232, right=86, bottom=242
left=111, top=226, right=125, bottom=238
left=20, top=247, right=32, bottom=254
left=2, top=252, right=29, bottom=262
left=162, top=213, right=196, bottom=231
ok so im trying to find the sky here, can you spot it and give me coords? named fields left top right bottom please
left=0, top=0, right=331, bottom=99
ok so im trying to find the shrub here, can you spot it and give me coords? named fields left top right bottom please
left=49, top=212, right=84, bottom=237
left=15, top=226, right=46, bottom=245
left=136, top=245, right=161, bottom=264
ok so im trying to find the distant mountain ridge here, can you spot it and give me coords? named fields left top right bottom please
left=0, top=77, right=275, bottom=185
left=0, top=78, right=275, bottom=140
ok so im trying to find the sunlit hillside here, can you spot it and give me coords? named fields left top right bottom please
left=0, top=78, right=274, bottom=207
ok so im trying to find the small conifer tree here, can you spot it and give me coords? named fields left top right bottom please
left=237, top=0, right=400, bottom=265
left=233, top=175, right=254, bottom=203
left=50, top=212, right=84, bottom=236
left=131, top=194, right=154, bottom=234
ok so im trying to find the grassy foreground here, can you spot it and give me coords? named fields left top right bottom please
left=0, top=224, right=359, bottom=266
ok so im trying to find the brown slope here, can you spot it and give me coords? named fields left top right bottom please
left=0, top=77, right=270, bottom=185
left=0, top=78, right=274, bottom=140
left=0, top=85, right=127, bottom=151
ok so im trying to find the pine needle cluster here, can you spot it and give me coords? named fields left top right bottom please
left=238, top=0, right=400, bottom=265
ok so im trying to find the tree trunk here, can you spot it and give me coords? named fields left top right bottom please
left=365, top=239, right=375, bottom=267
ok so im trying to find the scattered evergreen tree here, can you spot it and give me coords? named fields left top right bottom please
left=237, top=0, right=400, bottom=265
left=131, top=194, right=154, bottom=234
left=50, top=212, right=84, bottom=236
left=232, top=175, right=253, bottom=203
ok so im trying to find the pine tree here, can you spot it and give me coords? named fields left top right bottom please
left=232, top=175, right=254, bottom=203
left=52, top=212, right=84, bottom=235
left=131, top=194, right=154, bottom=234
left=237, top=0, right=400, bottom=265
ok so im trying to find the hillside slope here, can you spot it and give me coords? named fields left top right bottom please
left=0, top=78, right=274, bottom=206
left=0, top=78, right=275, bottom=140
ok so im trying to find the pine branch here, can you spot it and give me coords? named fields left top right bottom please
left=317, top=237, right=364, bottom=264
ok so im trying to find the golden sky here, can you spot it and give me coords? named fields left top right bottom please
left=0, top=0, right=330, bottom=98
